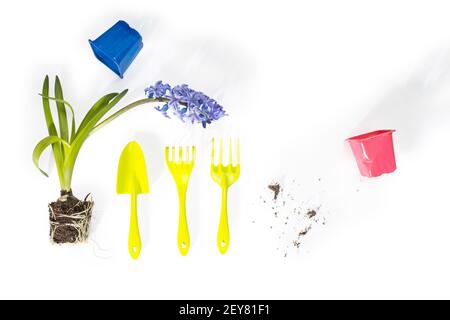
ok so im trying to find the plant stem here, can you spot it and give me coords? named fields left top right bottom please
left=61, top=98, right=172, bottom=192
left=91, top=98, right=169, bottom=134
left=65, top=97, right=187, bottom=192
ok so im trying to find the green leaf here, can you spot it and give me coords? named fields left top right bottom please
left=42, top=76, right=58, bottom=137
left=55, top=76, right=68, bottom=143
left=75, top=93, right=119, bottom=140
left=63, top=90, right=128, bottom=187
left=39, top=94, right=77, bottom=144
left=41, top=76, right=66, bottom=188
left=32, top=136, right=70, bottom=177
left=71, top=115, right=76, bottom=144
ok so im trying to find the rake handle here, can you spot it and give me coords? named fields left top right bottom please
left=217, top=187, right=230, bottom=254
left=177, top=186, right=190, bottom=256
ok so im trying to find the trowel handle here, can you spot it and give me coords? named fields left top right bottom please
left=177, top=186, right=190, bottom=256
left=128, top=194, right=141, bottom=259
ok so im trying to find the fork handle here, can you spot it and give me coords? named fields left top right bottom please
left=177, top=186, right=190, bottom=256
left=217, top=187, right=230, bottom=254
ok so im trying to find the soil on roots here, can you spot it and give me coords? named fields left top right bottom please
left=49, top=190, right=93, bottom=244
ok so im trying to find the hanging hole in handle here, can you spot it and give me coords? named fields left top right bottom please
left=181, top=242, right=187, bottom=249
left=133, top=247, right=137, bottom=253
left=221, top=240, right=226, bottom=248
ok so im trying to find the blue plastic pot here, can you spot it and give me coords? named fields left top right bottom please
left=89, top=20, right=143, bottom=78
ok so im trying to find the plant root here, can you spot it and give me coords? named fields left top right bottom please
left=49, top=191, right=94, bottom=244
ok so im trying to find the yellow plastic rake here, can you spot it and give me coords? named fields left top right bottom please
left=211, top=138, right=240, bottom=254
left=166, top=146, right=196, bottom=256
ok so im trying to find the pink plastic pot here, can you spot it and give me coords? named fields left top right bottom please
left=346, top=130, right=397, bottom=178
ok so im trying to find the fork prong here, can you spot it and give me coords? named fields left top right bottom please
left=171, top=146, right=175, bottom=162
left=185, top=146, right=190, bottom=161
left=211, top=138, right=215, bottom=165
left=165, top=146, right=169, bottom=162
left=192, top=146, right=196, bottom=162
left=229, top=138, right=232, bottom=166
left=237, top=139, right=240, bottom=165
left=219, top=138, right=223, bottom=164
left=179, top=146, right=183, bottom=162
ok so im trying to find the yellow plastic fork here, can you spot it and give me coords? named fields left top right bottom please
left=166, top=146, right=195, bottom=256
left=211, top=138, right=240, bottom=254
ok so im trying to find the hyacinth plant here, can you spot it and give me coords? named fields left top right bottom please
left=93, top=80, right=227, bottom=131
left=33, top=77, right=226, bottom=244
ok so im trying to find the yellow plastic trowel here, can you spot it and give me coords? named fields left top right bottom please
left=117, top=141, right=149, bottom=260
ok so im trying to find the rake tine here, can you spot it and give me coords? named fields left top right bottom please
left=229, top=138, right=233, bottom=166
left=165, top=146, right=169, bottom=162
left=219, top=138, right=223, bottom=165
left=211, top=138, right=215, bottom=165
left=237, top=139, right=240, bottom=165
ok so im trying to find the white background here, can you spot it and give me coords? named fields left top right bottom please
left=1, top=0, right=450, bottom=299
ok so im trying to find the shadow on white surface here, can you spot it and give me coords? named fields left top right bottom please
left=134, top=131, right=165, bottom=184
left=133, top=131, right=165, bottom=248
left=133, top=29, right=255, bottom=112
left=353, top=47, right=450, bottom=151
